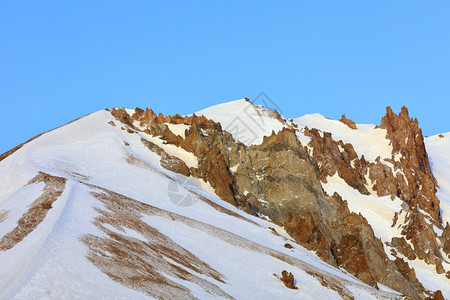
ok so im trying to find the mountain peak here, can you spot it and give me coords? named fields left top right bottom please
left=0, top=100, right=449, bottom=299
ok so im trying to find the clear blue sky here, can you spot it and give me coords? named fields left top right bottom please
left=1, top=1, right=449, bottom=154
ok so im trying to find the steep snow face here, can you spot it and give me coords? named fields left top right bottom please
left=425, top=133, right=450, bottom=225
left=195, top=99, right=287, bottom=146
left=294, top=114, right=392, bottom=162
left=0, top=109, right=399, bottom=299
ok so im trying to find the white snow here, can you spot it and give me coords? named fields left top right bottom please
left=165, top=123, right=190, bottom=139
left=425, top=132, right=450, bottom=226
left=195, top=99, right=287, bottom=146
left=294, top=114, right=392, bottom=162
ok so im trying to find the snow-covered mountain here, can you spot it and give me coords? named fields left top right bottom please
left=0, top=99, right=448, bottom=299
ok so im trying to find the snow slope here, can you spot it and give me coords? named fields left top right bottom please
left=294, top=114, right=392, bottom=162
left=426, top=133, right=450, bottom=226
left=195, top=99, right=288, bottom=146
left=0, top=109, right=400, bottom=299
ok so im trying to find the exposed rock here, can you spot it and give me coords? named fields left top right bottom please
left=302, top=106, right=445, bottom=277
left=401, top=211, right=443, bottom=272
left=284, top=243, right=293, bottom=249
left=160, top=153, right=190, bottom=177
left=389, top=237, right=416, bottom=260
left=111, top=107, right=134, bottom=127
left=280, top=270, right=297, bottom=289
left=140, top=138, right=190, bottom=177
left=331, top=234, right=373, bottom=285
left=438, top=134, right=444, bottom=138
left=339, top=114, right=357, bottom=129
left=378, top=106, right=440, bottom=222
left=393, top=257, right=424, bottom=295
left=425, top=290, right=445, bottom=300
left=303, top=127, right=369, bottom=195
left=439, top=224, right=450, bottom=259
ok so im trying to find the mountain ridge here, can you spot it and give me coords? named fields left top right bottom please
left=0, top=99, right=448, bottom=299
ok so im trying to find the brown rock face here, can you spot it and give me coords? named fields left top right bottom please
left=439, top=224, right=450, bottom=259
left=304, top=128, right=369, bottom=195
left=331, top=234, right=373, bottom=285
left=378, top=106, right=440, bottom=222
left=401, top=212, right=444, bottom=272
left=122, top=107, right=251, bottom=211
left=229, top=129, right=422, bottom=297
left=425, top=290, right=445, bottom=300
left=393, top=257, right=424, bottom=294
left=389, top=237, right=416, bottom=260
left=280, top=270, right=297, bottom=289
left=140, top=138, right=190, bottom=177
left=339, top=114, right=357, bottom=129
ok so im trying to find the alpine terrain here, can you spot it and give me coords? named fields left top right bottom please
left=0, top=99, right=449, bottom=299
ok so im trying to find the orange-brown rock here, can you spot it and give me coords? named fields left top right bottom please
left=280, top=270, right=297, bottom=289
left=140, top=138, right=190, bottom=177
left=111, top=107, right=134, bottom=127
left=393, top=257, right=424, bottom=294
left=425, top=290, right=445, bottom=300
left=339, top=114, right=357, bottom=129
left=378, top=106, right=440, bottom=222
left=402, top=211, right=443, bottom=272
left=389, top=237, right=416, bottom=260
left=331, top=235, right=374, bottom=285
left=284, top=243, right=293, bottom=249
left=303, top=128, right=369, bottom=195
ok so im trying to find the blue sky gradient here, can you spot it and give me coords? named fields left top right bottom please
left=1, top=1, right=449, bottom=153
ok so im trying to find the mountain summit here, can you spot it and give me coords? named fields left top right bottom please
left=0, top=99, right=448, bottom=299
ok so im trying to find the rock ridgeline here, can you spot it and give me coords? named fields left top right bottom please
left=378, top=106, right=440, bottom=222
left=110, top=105, right=446, bottom=299
left=301, top=107, right=445, bottom=276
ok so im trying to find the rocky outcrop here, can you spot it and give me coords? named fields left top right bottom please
left=123, top=108, right=251, bottom=211
left=140, top=138, right=190, bottom=177
left=339, top=114, right=357, bottom=129
left=280, top=270, right=297, bottom=289
left=393, top=257, right=424, bottom=295
left=378, top=106, right=440, bottom=223
left=439, top=224, right=450, bottom=259
left=425, top=290, right=445, bottom=300
left=301, top=106, right=446, bottom=278
left=302, top=107, right=441, bottom=225
left=401, top=211, right=444, bottom=273
left=303, top=128, right=369, bottom=195
left=389, top=237, right=416, bottom=260
left=110, top=107, right=427, bottom=298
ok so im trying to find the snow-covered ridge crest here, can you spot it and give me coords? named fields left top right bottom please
left=294, top=113, right=392, bottom=162
left=195, top=98, right=297, bottom=146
